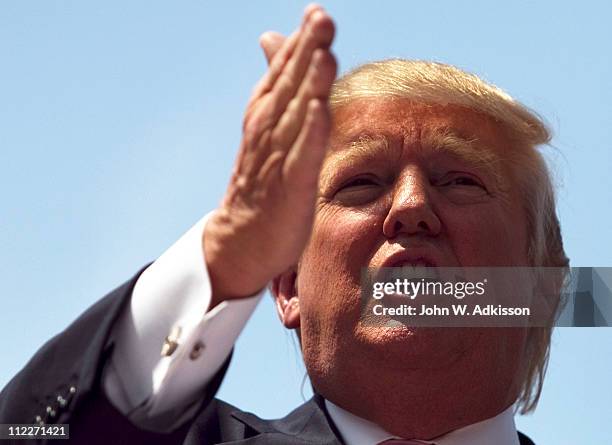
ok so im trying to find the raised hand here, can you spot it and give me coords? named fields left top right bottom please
left=203, top=5, right=337, bottom=306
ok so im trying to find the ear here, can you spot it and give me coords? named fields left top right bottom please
left=271, top=266, right=300, bottom=330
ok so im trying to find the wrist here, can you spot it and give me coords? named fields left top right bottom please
left=203, top=211, right=267, bottom=307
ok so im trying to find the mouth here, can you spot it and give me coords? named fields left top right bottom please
left=381, top=252, right=439, bottom=269
left=391, top=258, right=437, bottom=268
left=372, top=255, right=441, bottom=285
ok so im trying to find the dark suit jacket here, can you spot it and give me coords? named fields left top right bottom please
left=0, top=267, right=536, bottom=445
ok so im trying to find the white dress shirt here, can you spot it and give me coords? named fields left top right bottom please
left=103, top=213, right=264, bottom=428
left=326, top=400, right=519, bottom=445
left=102, top=212, right=520, bottom=443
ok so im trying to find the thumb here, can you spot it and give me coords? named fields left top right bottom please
left=259, top=31, right=286, bottom=64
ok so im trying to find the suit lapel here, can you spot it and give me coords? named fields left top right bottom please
left=518, top=431, right=536, bottom=445
left=227, top=394, right=343, bottom=445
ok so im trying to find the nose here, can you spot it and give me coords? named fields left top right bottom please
left=382, top=170, right=441, bottom=238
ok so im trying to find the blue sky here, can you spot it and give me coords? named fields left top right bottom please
left=1, top=1, right=611, bottom=443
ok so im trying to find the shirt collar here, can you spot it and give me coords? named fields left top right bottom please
left=324, top=399, right=520, bottom=445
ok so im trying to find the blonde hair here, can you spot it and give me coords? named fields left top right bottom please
left=330, top=59, right=569, bottom=414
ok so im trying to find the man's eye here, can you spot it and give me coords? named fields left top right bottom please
left=446, top=177, right=480, bottom=186
left=339, top=176, right=379, bottom=190
left=331, top=175, right=382, bottom=205
left=439, top=174, right=485, bottom=189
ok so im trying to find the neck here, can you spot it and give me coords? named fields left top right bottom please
left=310, top=352, right=522, bottom=438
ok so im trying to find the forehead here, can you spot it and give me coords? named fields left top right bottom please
left=323, top=99, right=513, bottom=186
left=329, top=98, right=511, bottom=154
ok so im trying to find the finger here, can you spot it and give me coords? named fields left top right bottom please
left=243, top=9, right=333, bottom=150
left=260, top=31, right=286, bottom=64
left=266, top=10, right=335, bottom=126
left=270, top=49, right=337, bottom=151
left=248, top=30, right=300, bottom=108
left=241, top=6, right=333, bottom=172
left=282, top=98, right=331, bottom=192
left=250, top=4, right=323, bottom=103
left=265, top=3, right=325, bottom=80
left=304, top=3, right=323, bottom=18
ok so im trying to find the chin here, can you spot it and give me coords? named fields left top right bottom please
left=354, top=325, right=484, bottom=370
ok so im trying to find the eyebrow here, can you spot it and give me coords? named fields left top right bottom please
left=424, top=129, right=505, bottom=185
left=322, top=129, right=506, bottom=187
left=325, top=134, right=396, bottom=166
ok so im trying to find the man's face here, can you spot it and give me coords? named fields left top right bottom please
left=294, top=98, right=530, bottom=435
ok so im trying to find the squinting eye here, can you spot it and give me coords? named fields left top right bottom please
left=436, top=173, right=490, bottom=204
left=339, top=176, right=379, bottom=190
left=437, top=172, right=486, bottom=190
left=332, top=175, right=383, bottom=205
left=445, top=177, right=482, bottom=187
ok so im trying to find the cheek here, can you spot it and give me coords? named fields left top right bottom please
left=297, top=206, right=383, bottom=318
left=442, top=202, right=528, bottom=266
left=304, top=206, right=382, bottom=279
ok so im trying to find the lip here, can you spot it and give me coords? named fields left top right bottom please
left=380, top=249, right=441, bottom=269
